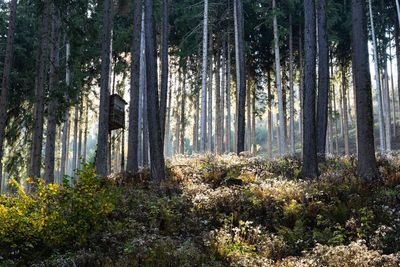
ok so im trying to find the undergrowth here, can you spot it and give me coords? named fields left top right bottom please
left=1, top=155, right=400, bottom=266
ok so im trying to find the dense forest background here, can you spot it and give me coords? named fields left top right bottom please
left=1, top=0, right=400, bottom=265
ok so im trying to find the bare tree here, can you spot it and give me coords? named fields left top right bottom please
left=96, top=0, right=113, bottom=177
left=302, top=0, right=318, bottom=178
left=144, top=0, right=166, bottom=181
left=200, top=0, right=209, bottom=153
left=0, top=0, right=17, bottom=188
left=127, top=0, right=141, bottom=174
left=351, top=0, right=379, bottom=181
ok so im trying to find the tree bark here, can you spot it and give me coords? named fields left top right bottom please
left=342, top=66, right=349, bottom=155
left=207, top=43, right=213, bottom=152
left=60, top=41, right=71, bottom=182
left=351, top=0, right=379, bottom=181
left=301, top=0, right=318, bottom=179
left=272, top=0, right=285, bottom=156
left=29, top=3, right=50, bottom=179
left=226, top=40, right=232, bottom=153
left=126, top=0, right=141, bottom=174
left=96, top=0, right=113, bottom=177
left=216, top=51, right=222, bottom=154
left=160, top=0, right=169, bottom=144
left=368, top=0, right=386, bottom=153
left=144, top=0, right=166, bottom=181
left=267, top=71, right=273, bottom=158
left=0, top=0, right=17, bottom=188
left=316, top=0, right=329, bottom=160
left=44, top=4, right=61, bottom=183
left=234, top=0, right=246, bottom=154
left=179, top=71, right=186, bottom=154
left=200, top=0, right=208, bottom=153
left=289, top=15, right=295, bottom=155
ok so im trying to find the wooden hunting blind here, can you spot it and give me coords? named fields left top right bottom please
left=109, top=94, right=127, bottom=131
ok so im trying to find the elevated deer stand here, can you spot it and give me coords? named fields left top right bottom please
left=108, top=94, right=127, bottom=173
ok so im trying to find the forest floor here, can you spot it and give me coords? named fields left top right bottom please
left=2, top=154, right=400, bottom=266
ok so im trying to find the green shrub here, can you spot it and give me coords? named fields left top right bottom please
left=0, top=164, right=118, bottom=264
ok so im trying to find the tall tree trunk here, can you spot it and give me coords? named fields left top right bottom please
left=126, top=0, right=141, bottom=174
left=316, top=0, right=329, bottom=160
left=267, top=71, right=273, bottom=158
left=342, top=66, right=350, bottom=155
left=225, top=40, right=232, bottom=153
left=299, top=25, right=304, bottom=153
left=83, top=95, right=89, bottom=163
left=207, top=44, right=213, bottom=152
left=302, top=0, right=318, bottom=178
left=389, top=42, right=397, bottom=136
left=179, top=71, right=186, bottom=154
left=251, top=86, right=256, bottom=154
left=221, top=43, right=226, bottom=153
left=60, top=41, right=71, bottom=181
left=272, top=0, right=285, bottom=156
left=166, top=75, right=173, bottom=156
left=144, top=0, right=166, bottom=181
left=368, top=0, right=386, bottom=153
left=246, top=80, right=251, bottom=151
left=0, top=0, right=17, bottom=188
left=96, top=0, right=113, bottom=177
left=396, top=23, right=400, bottom=136
left=193, top=90, right=199, bottom=154
left=160, top=0, right=169, bottom=144
left=234, top=0, right=246, bottom=154
left=29, top=3, right=50, bottom=179
left=351, top=0, right=379, bottom=181
left=215, top=51, right=222, bottom=154
left=289, top=15, right=295, bottom=155
left=44, top=5, right=61, bottom=183
left=200, top=0, right=208, bottom=153
left=72, top=95, right=79, bottom=175
left=383, top=38, right=392, bottom=145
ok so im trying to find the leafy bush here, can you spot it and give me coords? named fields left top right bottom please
left=0, top=164, right=118, bottom=264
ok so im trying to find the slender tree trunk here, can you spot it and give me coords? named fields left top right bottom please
left=96, top=0, right=113, bottom=177
left=216, top=51, right=222, bottom=154
left=389, top=42, right=397, bottom=136
left=368, top=0, right=386, bottom=153
left=226, top=40, right=232, bottom=153
left=302, top=0, right=318, bottom=178
left=144, top=0, right=166, bottom=181
left=351, top=0, right=379, bottom=181
left=382, top=70, right=392, bottom=151
left=72, top=94, right=79, bottom=174
left=160, top=0, right=169, bottom=144
left=272, top=0, right=285, bottom=156
left=179, top=71, right=186, bottom=154
left=342, top=66, right=349, bottom=155
left=60, top=41, right=71, bottom=181
left=396, top=23, right=400, bottom=135
left=200, top=0, right=208, bottom=153
left=29, top=3, right=50, bottom=179
left=289, top=15, right=295, bottom=155
left=267, top=71, right=273, bottom=158
left=234, top=0, right=246, bottom=154
left=166, top=75, right=173, bottom=156
left=246, top=80, right=251, bottom=151
left=251, top=86, right=256, bottom=154
left=316, top=0, right=329, bottom=160
left=0, top=0, right=17, bottom=188
left=44, top=5, right=61, bottom=183
left=126, top=0, right=141, bottom=174
left=221, top=44, right=226, bottom=153
left=207, top=44, right=213, bottom=152
left=83, top=95, right=89, bottom=163
left=299, top=25, right=304, bottom=153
